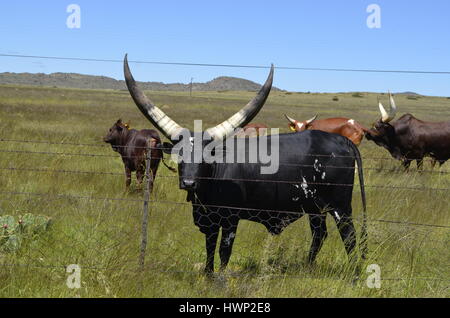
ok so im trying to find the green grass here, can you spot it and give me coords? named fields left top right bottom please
left=0, top=84, right=449, bottom=297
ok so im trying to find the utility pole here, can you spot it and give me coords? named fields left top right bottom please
left=189, top=77, right=193, bottom=97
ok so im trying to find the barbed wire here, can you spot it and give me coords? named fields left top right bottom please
left=0, top=166, right=124, bottom=176
left=2, top=53, right=450, bottom=75
left=149, top=199, right=450, bottom=229
left=0, top=262, right=448, bottom=283
left=1, top=165, right=450, bottom=191
left=1, top=147, right=449, bottom=173
left=0, top=190, right=144, bottom=203
left=1, top=55, right=449, bottom=292
left=1, top=191, right=448, bottom=230
left=2, top=160, right=450, bottom=176
left=1, top=138, right=449, bottom=164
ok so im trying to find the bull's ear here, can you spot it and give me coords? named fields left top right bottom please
left=160, top=142, right=173, bottom=154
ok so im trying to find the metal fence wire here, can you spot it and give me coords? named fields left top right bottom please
left=0, top=140, right=449, bottom=285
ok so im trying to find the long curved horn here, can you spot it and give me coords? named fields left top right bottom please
left=205, top=65, right=274, bottom=140
left=388, top=92, right=397, bottom=121
left=123, top=54, right=183, bottom=140
left=306, top=115, right=318, bottom=124
left=378, top=97, right=390, bottom=122
left=378, top=92, right=397, bottom=123
left=284, top=114, right=296, bottom=125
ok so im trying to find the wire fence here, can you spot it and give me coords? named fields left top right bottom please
left=0, top=139, right=449, bottom=291
left=1, top=53, right=449, bottom=296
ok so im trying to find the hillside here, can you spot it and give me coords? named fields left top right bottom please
left=0, top=72, right=280, bottom=92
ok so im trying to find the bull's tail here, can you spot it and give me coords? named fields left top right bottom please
left=145, top=138, right=177, bottom=173
left=349, top=141, right=368, bottom=259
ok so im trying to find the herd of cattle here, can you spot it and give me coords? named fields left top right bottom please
left=103, top=55, right=449, bottom=274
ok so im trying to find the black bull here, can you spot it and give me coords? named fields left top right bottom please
left=164, top=131, right=368, bottom=273
left=123, top=55, right=367, bottom=274
left=365, top=114, right=450, bottom=169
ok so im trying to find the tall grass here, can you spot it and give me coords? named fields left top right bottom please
left=0, top=84, right=449, bottom=297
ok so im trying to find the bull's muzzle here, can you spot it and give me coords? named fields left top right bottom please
left=180, top=178, right=196, bottom=190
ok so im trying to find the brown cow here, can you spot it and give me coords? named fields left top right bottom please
left=284, top=114, right=368, bottom=146
left=103, top=119, right=175, bottom=189
left=235, top=123, right=268, bottom=137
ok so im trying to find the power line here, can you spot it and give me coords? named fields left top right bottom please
left=1, top=53, right=450, bottom=75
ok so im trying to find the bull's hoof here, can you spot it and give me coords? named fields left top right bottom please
left=204, top=272, right=215, bottom=281
left=204, top=266, right=215, bottom=278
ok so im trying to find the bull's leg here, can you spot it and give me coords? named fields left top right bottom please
left=332, top=210, right=357, bottom=261
left=307, top=214, right=328, bottom=264
left=204, top=227, right=219, bottom=275
left=219, top=222, right=238, bottom=271
left=149, top=159, right=160, bottom=193
left=136, top=165, right=145, bottom=189
left=125, top=167, right=132, bottom=189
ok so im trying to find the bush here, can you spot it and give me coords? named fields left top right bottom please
left=332, top=96, right=339, bottom=101
left=352, top=92, right=364, bottom=98
left=0, top=214, right=51, bottom=253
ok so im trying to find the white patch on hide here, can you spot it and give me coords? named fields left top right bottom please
left=224, top=232, right=235, bottom=246
left=301, top=177, right=311, bottom=198
left=334, top=211, right=341, bottom=221
left=313, top=159, right=322, bottom=172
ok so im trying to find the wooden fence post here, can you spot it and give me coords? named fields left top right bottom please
left=139, top=146, right=153, bottom=271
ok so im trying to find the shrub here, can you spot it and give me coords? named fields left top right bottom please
left=0, top=214, right=52, bottom=253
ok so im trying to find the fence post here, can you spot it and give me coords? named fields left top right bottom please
left=139, top=145, right=153, bottom=271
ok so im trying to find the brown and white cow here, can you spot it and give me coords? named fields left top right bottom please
left=284, top=114, right=368, bottom=146
left=103, top=119, right=175, bottom=189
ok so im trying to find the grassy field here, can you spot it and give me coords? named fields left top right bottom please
left=0, top=84, right=449, bottom=297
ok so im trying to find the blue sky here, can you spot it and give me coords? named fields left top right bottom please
left=0, top=0, right=449, bottom=96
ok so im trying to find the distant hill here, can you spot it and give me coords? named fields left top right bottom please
left=0, top=72, right=280, bottom=92
left=394, top=91, right=420, bottom=96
